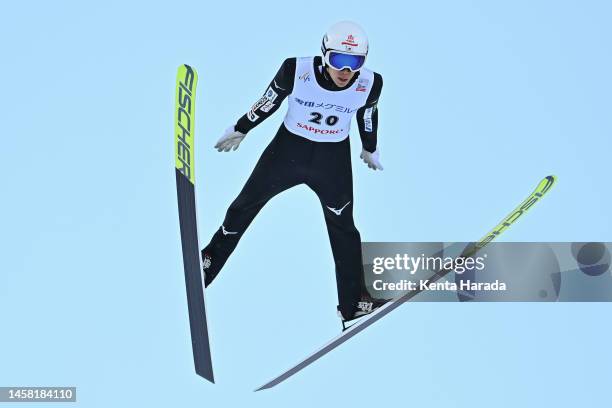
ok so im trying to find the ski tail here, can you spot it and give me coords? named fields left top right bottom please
left=255, top=175, right=557, bottom=391
left=175, top=64, right=215, bottom=383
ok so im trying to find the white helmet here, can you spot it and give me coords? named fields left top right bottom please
left=321, top=21, right=369, bottom=72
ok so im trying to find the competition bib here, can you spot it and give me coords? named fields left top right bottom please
left=283, top=57, right=373, bottom=142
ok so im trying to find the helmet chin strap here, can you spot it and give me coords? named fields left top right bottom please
left=322, top=64, right=331, bottom=80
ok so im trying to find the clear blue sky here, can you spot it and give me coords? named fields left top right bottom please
left=1, top=0, right=611, bottom=407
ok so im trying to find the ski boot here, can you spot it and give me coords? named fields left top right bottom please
left=337, top=294, right=389, bottom=331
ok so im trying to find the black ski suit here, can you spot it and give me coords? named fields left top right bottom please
left=202, top=56, right=383, bottom=318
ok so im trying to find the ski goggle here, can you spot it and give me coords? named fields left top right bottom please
left=324, top=51, right=366, bottom=72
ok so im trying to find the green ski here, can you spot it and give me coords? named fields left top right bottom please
left=175, top=64, right=214, bottom=383
left=256, top=175, right=556, bottom=391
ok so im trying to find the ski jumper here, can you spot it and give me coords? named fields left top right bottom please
left=202, top=56, right=383, bottom=318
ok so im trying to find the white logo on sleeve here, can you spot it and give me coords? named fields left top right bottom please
left=363, top=106, right=374, bottom=132
left=326, top=201, right=351, bottom=216
left=261, top=101, right=275, bottom=112
left=265, top=87, right=278, bottom=102
left=221, top=225, right=238, bottom=235
left=273, top=79, right=285, bottom=91
left=247, top=110, right=259, bottom=122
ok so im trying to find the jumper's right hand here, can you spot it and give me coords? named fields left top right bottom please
left=360, top=148, right=384, bottom=171
left=214, top=126, right=246, bottom=152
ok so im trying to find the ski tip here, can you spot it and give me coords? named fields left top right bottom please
left=531, top=175, right=557, bottom=197
left=538, top=175, right=557, bottom=194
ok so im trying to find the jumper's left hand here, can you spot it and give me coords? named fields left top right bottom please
left=360, top=148, right=384, bottom=171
